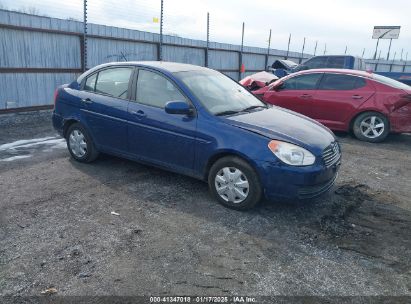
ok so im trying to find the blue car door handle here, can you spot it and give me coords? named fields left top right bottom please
left=81, top=98, right=93, bottom=104
left=130, top=110, right=146, bottom=118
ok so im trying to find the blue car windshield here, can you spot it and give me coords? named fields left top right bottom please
left=174, top=69, right=265, bottom=115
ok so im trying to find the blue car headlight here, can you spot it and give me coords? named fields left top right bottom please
left=268, top=140, right=316, bottom=166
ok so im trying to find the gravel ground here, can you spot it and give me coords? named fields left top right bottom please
left=0, top=113, right=410, bottom=299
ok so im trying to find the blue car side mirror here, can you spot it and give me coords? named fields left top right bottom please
left=164, top=101, right=193, bottom=115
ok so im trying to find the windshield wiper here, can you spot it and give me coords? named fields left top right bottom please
left=215, top=110, right=245, bottom=116
left=241, top=105, right=267, bottom=112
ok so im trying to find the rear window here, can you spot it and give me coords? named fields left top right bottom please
left=327, top=57, right=346, bottom=68
left=319, top=74, right=366, bottom=90
left=372, top=74, right=411, bottom=90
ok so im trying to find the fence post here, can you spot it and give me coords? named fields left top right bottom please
left=373, top=38, right=380, bottom=60
left=239, top=22, right=244, bottom=81
left=390, top=51, right=396, bottom=72
left=375, top=50, right=382, bottom=71
left=82, top=0, right=87, bottom=71
left=205, top=12, right=209, bottom=67
left=159, top=0, right=164, bottom=61
left=344, top=46, right=347, bottom=54
left=313, top=41, right=318, bottom=56
left=386, top=38, right=392, bottom=60
left=361, top=48, right=365, bottom=58
left=265, top=29, right=271, bottom=70
left=323, top=43, right=327, bottom=55
left=285, top=33, right=291, bottom=59
left=404, top=52, right=408, bottom=72
left=299, top=37, right=305, bottom=63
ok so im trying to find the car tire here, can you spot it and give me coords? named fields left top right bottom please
left=352, top=112, right=390, bottom=143
left=208, top=156, right=262, bottom=211
left=66, top=122, right=99, bottom=163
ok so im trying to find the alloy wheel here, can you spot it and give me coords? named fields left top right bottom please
left=359, top=116, right=385, bottom=139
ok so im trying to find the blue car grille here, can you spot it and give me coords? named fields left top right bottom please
left=322, top=142, right=341, bottom=167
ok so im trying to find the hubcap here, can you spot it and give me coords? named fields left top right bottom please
left=360, top=116, right=385, bottom=139
left=69, top=129, right=87, bottom=158
left=215, top=167, right=249, bottom=204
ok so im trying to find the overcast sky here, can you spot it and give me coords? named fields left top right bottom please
left=2, top=0, right=410, bottom=60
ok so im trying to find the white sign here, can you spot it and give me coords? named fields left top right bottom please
left=372, top=26, right=401, bottom=39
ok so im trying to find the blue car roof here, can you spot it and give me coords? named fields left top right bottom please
left=77, top=61, right=207, bottom=83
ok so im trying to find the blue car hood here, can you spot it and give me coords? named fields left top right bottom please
left=224, top=107, right=335, bottom=154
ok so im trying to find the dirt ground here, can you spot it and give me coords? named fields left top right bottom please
left=0, top=112, right=410, bottom=298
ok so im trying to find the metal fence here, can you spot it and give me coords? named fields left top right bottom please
left=1, top=4, right=411, bottom=111
left=0, top=8, right=310, bottom=110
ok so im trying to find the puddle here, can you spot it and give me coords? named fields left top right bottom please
left=0, top=136, right=66, bottom=162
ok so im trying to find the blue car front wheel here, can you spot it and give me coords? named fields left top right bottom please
left=208, top=156, right=262, bottom=210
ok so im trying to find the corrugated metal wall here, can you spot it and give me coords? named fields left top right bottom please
left=0, top=9, right=410, bottom=110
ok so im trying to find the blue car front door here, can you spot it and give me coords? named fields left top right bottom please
left=127, top=68, right=197, bottom=174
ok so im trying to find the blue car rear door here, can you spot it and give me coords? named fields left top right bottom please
left=78, top=66, right=134, bottom=153
left=127, top=68, right=197, bottom=174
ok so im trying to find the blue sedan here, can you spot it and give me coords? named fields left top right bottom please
left=52, top=61, right=341, bottom=210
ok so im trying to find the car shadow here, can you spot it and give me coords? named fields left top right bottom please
left=69, top=152, right=411, bottom=273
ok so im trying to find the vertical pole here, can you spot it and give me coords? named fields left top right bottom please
left=404, top=52, right=408, bottom=72
left=265, top=29, right=271, bottom=70
left=239, top=22, right=245, bottom=80
left=361, top=48, right=365, bottom=58
left=400, top=48, right=403, bottom=61
left=159, top=0, right=164, bottom=61
left=344, top=46, right=347, bottom=54
left=323, top=43, right=327, bottom=55
left=83, top=0, right=87, bottom=71
left=300, top=37, right=305, bottom=63
left=205, top=12, right=209, bottom=67
left=313, top=41, right=318, bottom=56
left=375, top=49, right=382, bottom=71
left=285, top=33, right=291, bottom=59
left=390, top=51, right=396, bottom=72
left=373, top=38, right=380, bottom=60
left=386, top=38, right=392, bottom=60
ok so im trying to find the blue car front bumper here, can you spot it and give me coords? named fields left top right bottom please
left=256, top=159, right=340, bottom=200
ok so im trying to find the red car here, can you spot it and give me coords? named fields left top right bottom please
left=243, top=69, right=411, bottom=142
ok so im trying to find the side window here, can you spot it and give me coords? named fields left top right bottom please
left=95, top=67, right=133, bottom=98
left=136, top=69, right=186, bottom=108
left=327, top=57, right=345, bottom=68
left=84, top=73, right=97, bottom=92
left=282, top=73, right=322, bottom=90
left=319, top=74, right=366, bottom=90
left=304, top=57, right=327, bottom=68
